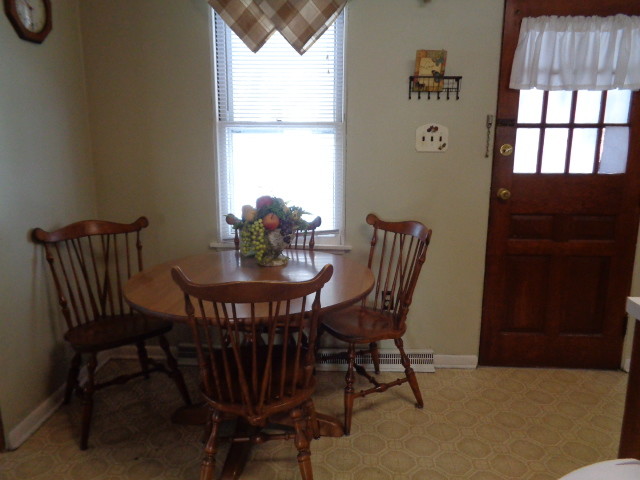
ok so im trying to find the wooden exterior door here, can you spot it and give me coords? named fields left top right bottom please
left=480, top=0, right=640, bottom=368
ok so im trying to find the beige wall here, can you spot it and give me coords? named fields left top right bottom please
left=0, top=0, right=95, bottom=444
left=343, top=0, right=502, bottom=355
left=80, top=0, right=216, bottom=267
left=79, top=0, right=505, bottom=357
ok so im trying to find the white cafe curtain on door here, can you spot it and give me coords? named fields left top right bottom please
left=208, top=0, right=347, bottom=54
left=510, top=14, right=640, bottom=91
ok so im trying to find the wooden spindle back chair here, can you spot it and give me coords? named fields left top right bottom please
left=32, top=217, right=191, bottom=449
left=363, top=214, right=431, bottom=330
left=289, top=216, right=322, bottom=250
left=321, top=213, right=432, bottom=434
left=171, top=264, right=333, bottom=480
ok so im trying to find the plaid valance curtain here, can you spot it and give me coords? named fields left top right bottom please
left=208, top=0, right=347, bottom=54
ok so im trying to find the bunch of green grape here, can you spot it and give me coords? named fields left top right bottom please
left=240, top=220, right=267, bottom=261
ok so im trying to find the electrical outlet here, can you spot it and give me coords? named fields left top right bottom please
left=416, top=123, right=448, bottom=152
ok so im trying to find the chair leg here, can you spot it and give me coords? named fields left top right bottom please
left=200, top=405, right=216, bottom=445
left=304, top=399, right=320, bottom=440
left=65, top=353, right=81, bottom=404
left=200, top=410, right=222, bottom=480
left=315, top=324, right=326, bottom=355
left=343, top=343, right=357, bottom=436
left=79, top=354, right=98, bottom=450
left=136, top=341, right=151, bottom=379
left=291, top=407, right=314, bottom=480
left=395, top=337, right=423, bottom=409
left=158, top=335, right=192, bottom=405
left=369, top=342, right=381, bottom=374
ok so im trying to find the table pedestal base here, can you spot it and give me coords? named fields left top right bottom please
left=171, top=404, right=344, bottom=479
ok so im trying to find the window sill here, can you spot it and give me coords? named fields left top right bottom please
left=209, top=241, right=352, bottom=253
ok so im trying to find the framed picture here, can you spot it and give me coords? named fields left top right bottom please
left=413, top=50, right=447, bottom=92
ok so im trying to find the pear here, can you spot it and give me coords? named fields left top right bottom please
left=241, top=205, right=257, bottom=222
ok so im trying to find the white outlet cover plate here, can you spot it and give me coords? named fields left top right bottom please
left=416, top=123, right=448, bottom=152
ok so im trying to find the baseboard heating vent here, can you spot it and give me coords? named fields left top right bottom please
left=177, top=344, right=434, bottom=373
left=316, top=348, right=435, bottom=373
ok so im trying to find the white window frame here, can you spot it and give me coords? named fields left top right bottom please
left=212, top=11, right=346, bottom=248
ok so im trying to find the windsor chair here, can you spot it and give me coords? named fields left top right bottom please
left=321, top=213, right=432, bottom=434
left=32, top=217, right=191, bottom=449
left=172, top=264, right=333, bottom=480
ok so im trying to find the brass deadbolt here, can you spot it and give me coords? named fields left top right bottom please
left=500, top=144, right=514, bottom=156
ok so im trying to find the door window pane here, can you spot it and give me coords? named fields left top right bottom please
left=546, top=91, right=572, bottom=123
left=541, top=128, right=568, bottom=173
left=514, top=89, right=631, bottom=176
left=599, top=127, right=629, bottom=174
left=604, top=90, right=631, bottom=123
left=514, top=128, right=540, bottom=173
left=569, top=128, right=597, bottom=173
left=575, top=91, right=601, bottom=124
left=517, top=89, right=544, bottom=124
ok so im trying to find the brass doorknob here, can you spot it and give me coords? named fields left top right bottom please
left=497, top=188, right=511, bottom=201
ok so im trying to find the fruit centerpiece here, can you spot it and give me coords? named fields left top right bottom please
left=225, top=196, right=312, bottom=266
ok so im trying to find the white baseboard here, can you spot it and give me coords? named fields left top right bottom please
left=7, top=352, right=110, bottom=451
left=623, top=357, right=631, bottom=373
left=7, top=384, right=65, bottom=451
left=435, top=355, right=479, bottom=369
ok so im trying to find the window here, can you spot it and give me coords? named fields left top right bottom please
left=513, top=89, right=632, bottom=174
left=213, top=12, right=345, bottom=245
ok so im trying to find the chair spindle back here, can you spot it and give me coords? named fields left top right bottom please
left=172, top=264, right=333, bottom=425
left=32, top=217, right=149, bottom=330
left=364, top=213, right=432, bottom=329
left=289, top=216, right=321, bottom=251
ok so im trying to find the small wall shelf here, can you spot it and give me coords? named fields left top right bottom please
left=409, top=75, right=462, bottom=100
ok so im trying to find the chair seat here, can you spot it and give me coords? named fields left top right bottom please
left=64, top=314, right=173, bottom=352
left=321, top=305, right=406, bottom=344
left=559, top=459, right=640, bottom=479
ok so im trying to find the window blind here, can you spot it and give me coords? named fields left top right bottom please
left=215, top=13, right=343, bottom=121
left=214, top=12, right=345, bottom=244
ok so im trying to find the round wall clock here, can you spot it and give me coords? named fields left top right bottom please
left=4, top=0, right=51, bottom=43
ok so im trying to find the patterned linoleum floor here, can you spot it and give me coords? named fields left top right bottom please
left=0, top=360, right=627, bottom=479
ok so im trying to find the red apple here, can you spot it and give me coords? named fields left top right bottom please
left=256, top=195, right=273, bottom=209
left=263, top=212, right=280, bottom=230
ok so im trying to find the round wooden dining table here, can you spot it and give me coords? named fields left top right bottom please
left=124, top=249, right=374, bottom=479
left=124, top=249, right=374, bottom=322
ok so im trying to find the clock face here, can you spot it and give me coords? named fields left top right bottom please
left=4, top=0, right=51, bottom=43
left=16, top=0, right=46, bottom=32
